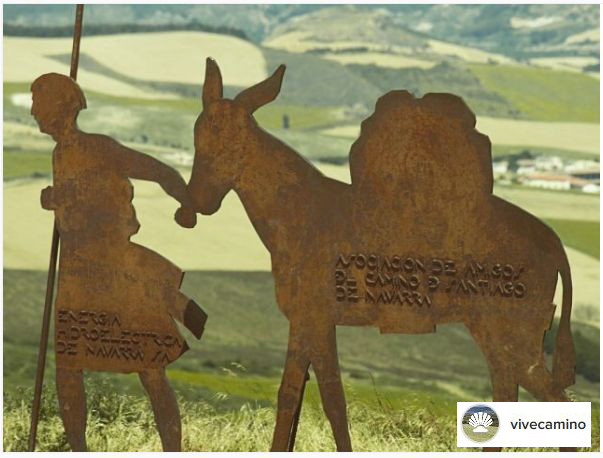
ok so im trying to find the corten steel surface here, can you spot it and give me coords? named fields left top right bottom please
left=32, top=73, right=207, bottom=452
left=182, top=58, right=576, bottom=452
left=29, top=6, right=84, bottom=452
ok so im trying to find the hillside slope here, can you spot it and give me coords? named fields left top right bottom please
left=4, top=32, right=268, bottom=95
left=5, top=4, right=598, bottom=62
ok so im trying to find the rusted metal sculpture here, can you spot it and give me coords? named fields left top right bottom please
left=31, top=71, right=206, bottom=451
left=182, top=58, right=576, bottom=452
left=29, top=6, right=84, bottom=452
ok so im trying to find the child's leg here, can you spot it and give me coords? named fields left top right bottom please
left=56, top=367, right=87, bottom=451
left=139, top=368, right=181, bottom=451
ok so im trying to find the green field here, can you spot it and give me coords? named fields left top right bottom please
left=544, top=218, right=600, bottom=259
left=3, top=150, right=51, bottom=180
left=3, top=269, right=600, bottom=451
left=3, top=269, right=601, bottom=452
left=4, top=82, right=346, bottom=162
left=4, top=270, right=600, bottom=399
left=5, top=68, right=599, bottom=169
left=4, top=31, right=600, bottom=452
left=88, top=89, right=342, bottom=131
left=345, top=62, right=518, bottom=118
left=470, top=64, right=600, bottom=123
left=4, top=382, right=599, bottom=452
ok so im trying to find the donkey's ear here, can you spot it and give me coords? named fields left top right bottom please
left=202, top=57, right=223, bottom=108
left=234, top=64, right=286, bottom=114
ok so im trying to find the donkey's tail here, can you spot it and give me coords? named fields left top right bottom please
left=552, top=245, right=575, bottom=391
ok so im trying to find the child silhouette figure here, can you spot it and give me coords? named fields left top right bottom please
left=32, top=73, right=206, bottom=452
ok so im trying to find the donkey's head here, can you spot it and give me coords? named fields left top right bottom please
left=188, top=58, right=286, bottom=215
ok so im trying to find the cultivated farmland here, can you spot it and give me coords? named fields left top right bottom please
left=3, top=13, right=599, bottom=451
left=4, top=32, right=268, bottom=93
left=321, top=118, right=600, bottom=156
left=470, top=63, right=600, bottom=123
left=322, top=52, right=436, bottom=69
left=5, top=173, right=599, bottom=314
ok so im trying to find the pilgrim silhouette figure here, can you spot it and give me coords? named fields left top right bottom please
left=32, top=73, right=206, bottom=452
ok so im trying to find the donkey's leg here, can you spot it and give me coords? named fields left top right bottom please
left=520, top=361, right=567, bottom=401
left=311, top=325, right=352, bottom=452
left=271, top=324, right=311, bottom=452
left=467, top=322, right=518, bottom=453
left=519, top=363, right=577, bottom=452
left=483, top=367, right=518, bottom=452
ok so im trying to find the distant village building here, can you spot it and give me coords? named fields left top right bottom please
left=568, top=177, right=594, bottom=191
left=534, top=155, right=563, bottom=171
left=516, top=159, right=537, bottom=175
left=564, top=160, right=600, bottom=174
left=565, top=160, right=600, bottom=191
left=492, top=160, right=508, bottom=175
left=582, top=183, right=600, bottom=194
left=569, top=167, right=600, bottom=183
left=516, top=156, right=563, bottom=174
left=522, top=174, right=572, bottom=190
left=497, top=152, right=600, bottom=194
left=521, top=173, right=599, bottom=193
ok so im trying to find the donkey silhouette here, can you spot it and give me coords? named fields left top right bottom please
left=179, top=58, right=575, bottom=452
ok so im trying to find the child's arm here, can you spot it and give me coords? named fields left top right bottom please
left=107, top=139, right=197, bottom=227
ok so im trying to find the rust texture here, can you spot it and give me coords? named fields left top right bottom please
left=29, top=6, right=84, bottom=452
left=32, top=73, right=207, bottom=452
left=183, top=58, right=576, bottom=452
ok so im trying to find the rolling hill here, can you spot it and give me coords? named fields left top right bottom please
left=4, top=32, right=268, bottom=98
left=320, top=116, right=600, bottom=156
left=4, top=174, right=600, bottom=320
left=3, top=8, right=599, bottom=448
left=6, top=4, right=597, bottom=62
left=4, top=268, right=600, bottom=407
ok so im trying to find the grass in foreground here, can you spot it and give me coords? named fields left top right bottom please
left=2, top=384, right=460, bottom=452
left=3, top=265, right=600, bottom=451
left=4, top=383, right=599, bottom=452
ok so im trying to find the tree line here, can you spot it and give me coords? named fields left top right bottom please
left=4, top=21, right=249, bottom=41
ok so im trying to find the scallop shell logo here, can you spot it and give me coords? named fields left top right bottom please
left=462, top=405, right=499, bottom=443
left=469, top=411, right=493, bottom=432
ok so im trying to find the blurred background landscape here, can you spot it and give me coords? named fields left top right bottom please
left=3, top=4, right=600, bottom=451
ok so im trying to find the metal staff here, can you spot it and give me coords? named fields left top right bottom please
left=288, top=369, right=310, bottom=452
left=28, top=5, right=84, bottom=451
